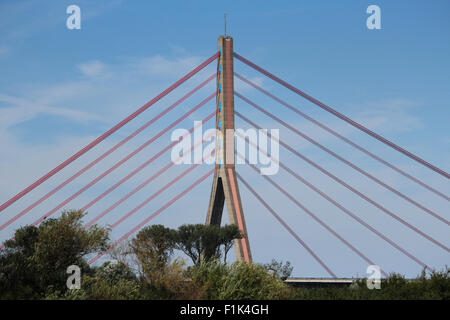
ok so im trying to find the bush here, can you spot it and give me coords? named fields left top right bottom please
left=189, top=260, right=229, bottom=299
left=294, top=267, right=450, bottom=300
left=190, top=260, right=295, bottom=300
left=0, top=210, right=109, bottom=299
left=62, top=275, right=142, bottom=300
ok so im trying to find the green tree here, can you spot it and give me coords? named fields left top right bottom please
left=261, top=259, right=293, bottom=280
left=94, top=261, right=136, bottom=284
left=174, top=224, right=242, bottom=266
left=218, top=224, right=242, bottom=264
left=130, top=224, right=177, bottom=272
left=0, top=210, right=109, bottom=299
left=174, top=224, right=205, bottom=266
left=61, top=261, right=141, bottom=300
left=0, top=226, right=41, bottom=299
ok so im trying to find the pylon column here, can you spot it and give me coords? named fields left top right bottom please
left=205, top=36, right=252, bottom=263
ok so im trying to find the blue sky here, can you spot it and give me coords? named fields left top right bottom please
left=0, top=0, right=449, bottom=278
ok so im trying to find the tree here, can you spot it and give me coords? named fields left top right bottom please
left=61, top=261, right=141, bottom=300
left=94, top=261, right=136, bottom=284
left=262, top=259, right=293, bottom=280
left=0, top=210, right=109, bottom=299
left=130, top=225, right=177, bottom=273
left=219, top=224, right=242, bottom=264
left=174, top=224, right=243, bottom=266
left=174, top=224, right=205, bottom=266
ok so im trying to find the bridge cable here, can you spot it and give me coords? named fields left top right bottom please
left=237, top=173, right=337, bottom=278
left=84, top=128, right=216, bottom=228
left=235, top=130, right=433, bottom=272
left=0, top=112, right=216, bottom=249
left=236, top=92, right=449, bottom=226
left=235, top=112, right=450, bottom=253
left=20, top=94, right=214, bottom=230
left=234, top=53, right=450, bottom=180
left=0, top=75, right=216, bottom=231
left=0, top=53, right=218, bottom=213
left=80, top=111, right=215, bottom=214
left=89, top=168, right=215, bottom=265
left=235, top=73, right=449, bottom=202
left=237, top=151, right=387, bottom=276
left=106, top=149, right=215, bottom=231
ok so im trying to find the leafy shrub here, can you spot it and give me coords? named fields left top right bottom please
left=189, top=260, right=294, bottom=300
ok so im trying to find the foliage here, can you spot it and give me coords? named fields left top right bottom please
left=94, top=261, right=136, bottom=284
left=0, top=210, right=109, bottom=299
left=138, top=258, right=205, bottom=300
left=174, top=224, right=209, bottom=265
left=294, top=267, right=450, bottom=300
left=216, top=224, right=243, bottom=264
left=189, top=259, right=230, bottom=299
left=62, top=275, right=142, bottom=300
left=189, top=260, right=295, bottom=300
left=122, top=225, right=206, bottom=299
left=1, top=212, right=448, bottom=300
left=218, top=262, right=295, bottom=300
left=174, top=224, right=242, bottom=265
left=261, top=259, right=293, bottom=280
left=130, top=225, right=177, bottom=276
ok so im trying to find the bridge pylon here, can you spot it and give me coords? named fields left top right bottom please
left=205, top=36, right=252, bottom=263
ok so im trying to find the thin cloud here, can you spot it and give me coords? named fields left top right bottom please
left=0, top=94, right=104, bottom=130
left=133, top=55, right=203, bottom=78
left=77, top=60, right=109, bottom=78
left=0, top=1, right=124, bottom=41
left=347, top=98, right=423, bottom=134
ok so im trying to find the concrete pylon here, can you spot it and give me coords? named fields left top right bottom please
left=205, top=36, right=252, bottom=263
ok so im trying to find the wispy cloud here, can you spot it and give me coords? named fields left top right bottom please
left=77, top=60, right=109, bottom=78
left=0, top=0, right=124, bottom=52
left=0, top=50, right=215, bottom=136
left=348, top=98, right=423, bottom=133
left=0, top=93, right=104, bottom=130
left=133, top=55, right=203, bottom=78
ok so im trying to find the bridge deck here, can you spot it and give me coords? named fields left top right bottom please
left=285, top=278, right=355, bottom=288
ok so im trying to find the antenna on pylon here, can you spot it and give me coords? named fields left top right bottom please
left=224, top=13, right=227, bottom=36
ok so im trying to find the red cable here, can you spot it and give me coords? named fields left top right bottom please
left=0, top=53, right=218, bottom=213
left=0, top=76, right=216, bottom=231
left=29, top=93, right=215, bottom=228
left=80, top=112, right=214, bottom=213
left=237, top=152, right=387, bottom=277
left=234, top=53, right=450, bottom=180
left=236, top=112, right=450, bottom=253
left=84, top=129, right=216, bottom=228
left=235, top=73, right=450, bottom=202
left=236, top=92, right=449, bottom=226
left=107, top=149, right=215, bottom=231
left=0, top=112, right=216, bottom=250
left=109, top=165, right=197, bottom=230
left=235, top=136, right=433, bottom=272
left=237, top=173, right=337, bottom=278
left=89, top=168, right=215, bottom=265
